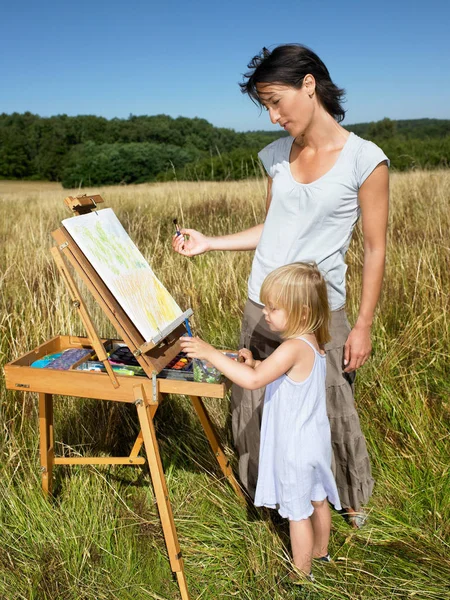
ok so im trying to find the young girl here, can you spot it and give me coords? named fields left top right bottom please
left=180, top=262, right=341, bottom=581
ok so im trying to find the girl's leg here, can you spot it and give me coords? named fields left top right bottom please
left=310, top=499, right=331, bottom=558
left=289, top=518, right=314, bottom=575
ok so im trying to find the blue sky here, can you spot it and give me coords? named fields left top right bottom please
left=1, top=0, right=449, bottom=131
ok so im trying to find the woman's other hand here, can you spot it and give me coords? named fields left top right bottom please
left=172, top=228, right=211, bottom=257
left=343, top=323, right=372, bottom=372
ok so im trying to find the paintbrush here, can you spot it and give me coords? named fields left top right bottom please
left=173, top=218, right=181, bottom=237
left=173, top=219, right=192, bottom=336
left=184, top=319, right=193, bottom=337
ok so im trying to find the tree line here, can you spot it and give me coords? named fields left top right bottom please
left=0, top=113, right=449, bottom=187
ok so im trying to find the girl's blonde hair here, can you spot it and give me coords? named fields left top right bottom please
left=260, top=262, right=330, bottom=345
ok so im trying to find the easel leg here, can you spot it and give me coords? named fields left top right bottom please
left=189, top=395, right=245, bottom=501
left=38, top=393, right=54, bottom=496
left=134, top=388, right=190, bottom=600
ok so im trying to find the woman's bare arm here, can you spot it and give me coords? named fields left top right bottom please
left=172, top=225, right=263, bottom=256
left=344, top=162, right=389, bottom=372
left=171, top=177, right=273, bottom=257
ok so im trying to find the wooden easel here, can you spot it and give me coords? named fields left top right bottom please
left=4, top=194, right=244, bottom=600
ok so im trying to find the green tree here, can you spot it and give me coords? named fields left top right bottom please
left=61, top=141, right=201, bottom=188
left=367, top=117, right=397, bottom=140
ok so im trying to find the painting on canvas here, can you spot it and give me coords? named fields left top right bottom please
left=62, top=208, right=183, bottom=341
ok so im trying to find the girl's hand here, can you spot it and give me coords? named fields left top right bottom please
left=179, top=336, right=214, bottom=360
left=172, top=228, right=211, bottom=257
left=238, top=348, right=257, bottom=368
left=343, top=323, right=372, bottom=373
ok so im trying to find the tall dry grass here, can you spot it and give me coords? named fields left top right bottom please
left=0, top=172, right=449, bottom=599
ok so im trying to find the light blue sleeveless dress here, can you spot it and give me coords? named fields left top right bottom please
left=254, top=338, right=342, bottom=521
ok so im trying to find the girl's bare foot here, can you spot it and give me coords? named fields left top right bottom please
left=288, top=567, right=315, bottom=585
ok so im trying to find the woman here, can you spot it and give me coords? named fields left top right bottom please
left=172, top=44, right=389, bottom=525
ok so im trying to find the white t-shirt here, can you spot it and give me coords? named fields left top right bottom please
left=248, top=132, right=389, bottom=310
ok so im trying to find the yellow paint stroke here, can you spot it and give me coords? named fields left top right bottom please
left=114, top=270, right=181, bottom=335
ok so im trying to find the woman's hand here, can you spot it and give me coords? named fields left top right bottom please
left=172, top=228, right=211, bottom=257
left=343, top=323, right=372, bottom=373
left=238, top=348, right=257, bottom=368
left=179, top=336, right=214, bottom=360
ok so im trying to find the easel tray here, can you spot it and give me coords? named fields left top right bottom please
left=4, top=335, right=229, bottom=401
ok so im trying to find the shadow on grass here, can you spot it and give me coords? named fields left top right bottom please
left=53, top=391, right=243, bottom=493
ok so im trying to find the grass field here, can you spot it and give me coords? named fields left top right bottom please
left=0, top=173, right=449, bottom=600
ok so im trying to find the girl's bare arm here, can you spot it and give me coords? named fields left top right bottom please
left=180, top=335, right=299, bottom=390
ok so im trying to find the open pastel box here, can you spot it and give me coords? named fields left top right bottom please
left=5, top=336, right=230, bottom=400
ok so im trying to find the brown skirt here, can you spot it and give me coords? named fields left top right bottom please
left=231, top=299, right=374, bottom=511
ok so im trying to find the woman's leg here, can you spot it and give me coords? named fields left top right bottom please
left=289, top=518, right=314, bottom=575
left=325, top=309, right=374, bottom=515
left=310, top=500, right=331, bottom=558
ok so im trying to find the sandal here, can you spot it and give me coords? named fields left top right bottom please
left=339, top=508, right=368, bottom=529
left=314, top=553, right=332, bottom=562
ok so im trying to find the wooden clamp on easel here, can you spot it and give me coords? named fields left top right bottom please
left=4, top=193, right=245, bottom=600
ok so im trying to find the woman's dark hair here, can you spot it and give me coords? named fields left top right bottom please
left=240, top=44, right=346, bottom=123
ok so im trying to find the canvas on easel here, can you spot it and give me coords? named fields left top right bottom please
left=62, top=208, right=183, bottom=343
left=4, top=193, right=244, bottom=600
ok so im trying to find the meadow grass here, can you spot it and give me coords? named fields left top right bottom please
left=0, top=173, right=449, bottom=600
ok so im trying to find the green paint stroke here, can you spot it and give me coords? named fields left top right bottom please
left=75, top=219, right=148, bottom=276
